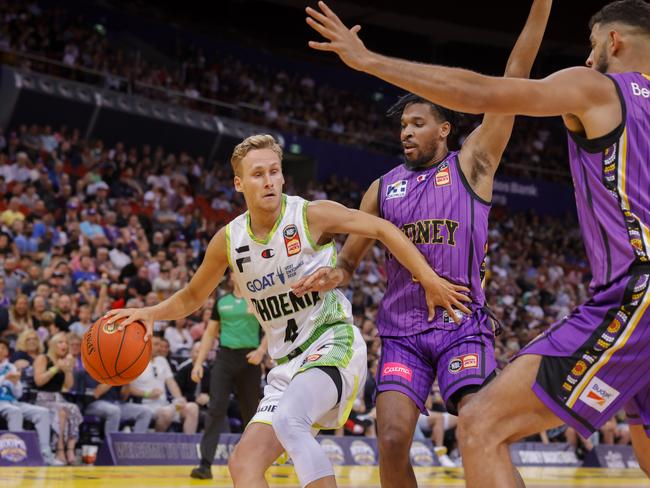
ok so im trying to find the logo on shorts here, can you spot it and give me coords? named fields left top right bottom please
left=256, top=404, right=277, bottom=414
left=283, top=225, right=301, bottom=256
left=0, top=433, right=28, bottom=463
left=306, top=354, right=321, bottom=362
left=448, top=353, right=479, bottom=374
left=382, top=362, right=413, bottom=382
left=579, top=377, right=620, bottom=413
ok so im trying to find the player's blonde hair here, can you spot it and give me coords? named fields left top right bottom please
left=230, top=134, right=283, bottom=176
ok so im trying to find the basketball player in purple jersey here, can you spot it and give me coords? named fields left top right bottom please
left=293, top=1, right=551, bottom=486
left=305, top=0, right=650, bottom=486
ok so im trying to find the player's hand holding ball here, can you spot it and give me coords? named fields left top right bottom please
left=82, top=311, right=153, bottom=386
left=103, top=307, right=155, bottom=342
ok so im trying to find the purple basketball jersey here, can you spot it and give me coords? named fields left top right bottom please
left=567, top=72, right=650, bottom=291
left=377, top=151, right=490, bottom=336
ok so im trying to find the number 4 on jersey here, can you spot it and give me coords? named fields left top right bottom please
left=284, top=318, right=299, bottom=343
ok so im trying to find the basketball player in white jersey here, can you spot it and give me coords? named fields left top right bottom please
left=105, top=134, right=470, bottom=488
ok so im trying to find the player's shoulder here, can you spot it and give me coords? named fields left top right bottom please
left=285, top=194, right=308, bottom=208
left=382, top=162, right=407, bottom=180
left=549, top=67, right=617, bottom=93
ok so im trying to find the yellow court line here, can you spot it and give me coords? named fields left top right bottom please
left=0, top=466, right=649, bottom=488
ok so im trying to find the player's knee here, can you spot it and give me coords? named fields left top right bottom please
left=457, top=401, right=492, bottom=452
left=378, top=422, right=411, bottom=458
left=228, top=445, right=249, bottom=481
left=272, top=407, right=307, bottom=446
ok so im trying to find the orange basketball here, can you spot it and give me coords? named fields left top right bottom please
left=81, top=316, right=152, bottom=386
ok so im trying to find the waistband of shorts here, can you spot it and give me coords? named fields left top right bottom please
left=275, top=321, right=347, bottom=365
left=591, top=263, right=650, bottom=294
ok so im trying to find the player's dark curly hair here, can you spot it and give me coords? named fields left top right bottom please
left=589, top=0, right=650, bottom=35
left=386, top=93, right=460, bottom=137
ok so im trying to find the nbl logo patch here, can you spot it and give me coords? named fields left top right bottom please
left=386, top=180, right=407, bottom=199
left=283, top=224, right=301, bottom=256
left=448, top=353, right=479, bottom=374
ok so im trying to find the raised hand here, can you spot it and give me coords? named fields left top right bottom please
left=291, top=266, right=344, bottom=297
left=306, top=1, right=371, bottom=72
left=103, top=308, right=155, bottom=342
left=421, top=274, right=473, bottom=324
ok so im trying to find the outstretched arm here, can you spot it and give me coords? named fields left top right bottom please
left=307, top=200, right=471, bottom=322
left=459, top=0, right=552, bottom=196
left=306, top=1, right=619, bottom=139
left=105, top=227, right=229, bottom=339
left=292, top=179, right=380, bottom=296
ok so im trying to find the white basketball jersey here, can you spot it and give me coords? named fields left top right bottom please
left=226, top=195, right=352, bottom=359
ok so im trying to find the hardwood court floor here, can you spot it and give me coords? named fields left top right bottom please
left=1, top=465, right=649, bottom=487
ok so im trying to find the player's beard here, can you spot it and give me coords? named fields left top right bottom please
left=594, top=50, right=609, bottom=73
left=403, top=141, right=439, bottom=169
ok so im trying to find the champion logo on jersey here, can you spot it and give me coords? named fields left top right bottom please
left=283, top=224, right=301, bottom=256
left=261, top=249, right=275, bottom=259
left=386, top=180, right=407, bottom=199
left=416, top=174, right=427, bottom=183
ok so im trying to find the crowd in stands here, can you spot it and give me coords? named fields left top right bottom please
left=0, top=0, right=570, bottom=181
left=0, top=122, right=629, bottom=467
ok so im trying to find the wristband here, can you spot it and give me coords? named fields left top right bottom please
left=143, top=391, right=149, bottom=398
left=49, top=366, right=59, bottom=375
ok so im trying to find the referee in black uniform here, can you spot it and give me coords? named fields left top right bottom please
left=190, top=276, right=267, bottom=479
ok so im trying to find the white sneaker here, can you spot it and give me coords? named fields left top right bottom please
left=42, top=453, right=65, bottom=466
left=438, top=454, right=456, bottom=468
